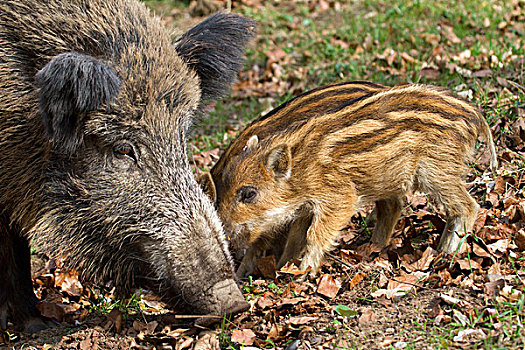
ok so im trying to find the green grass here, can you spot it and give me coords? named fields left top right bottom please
left=88, top=290, right=142, bottom=318
left=180, top=0, right=524, bottom=152
left=411, top=294, right=525, bottom=349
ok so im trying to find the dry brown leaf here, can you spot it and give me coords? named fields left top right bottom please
left=254, top=255, right=276, bottom=279
left=457, top=258, right=481, bottom=271
left=257, top=293, right=275, bottom=309
left=484, top=279, right=505, bottom=299
left=380, top=336, right=395, bottom=347
left=515, top=229, right=525, bottom=250
left=194, top=331, right=219, bottom=350
left=406, top=246, right=436, bottom=272
left=347, top=272, right=366, bottom=290
left=376, top=48, right=397, bottom=66
left=501, top=285, right=522, bottom=301
left=453, top=328, right=487, bottom=343
left=288, top=316, right=318, bottom=326
left=79, top=330, right=99, bottom=350
left=265, top=48, right=287, bottom=66
left=487, top=239, right=511, bottom=255
left=440, top=293, right=471, bottom=308
left=192, top=148, right=220, bottom=170
left=442, top=24, right=461, bottom=44
left=428, top=303, right=443, bottom=318
left=177, top=336, right=194, bottom=350
left=401, top=52, right=415, bottom=63
left=473, top=208, right=489, bottom=233
left=231, top=329, right=256, bottom=346
left=145, top=321, right=158, bottom=334
left=316, top=274, right=341, bottom=299
left=358, top=308, right=377, bottom=326
left=279, top=262, right=308, bottom=275
left=355, top=242, right=384, bottom=259
left=267, top=323, right=287, bottom=341
left=277, top=297, right=307, bottom=307
left=387, top=271, right=428, bottom=291
left=421, top=68, right=440, bottom=79
left=105, top=309, right=123, bottom=333
left=420, top=33, right=440, bottom=45
left=36, top=301, right=66, bottom=322
left=54, top=269, right=83, bottom=297
left=473, top=69, right=493, bottom=77
left=373, top=271, right=429, bottom=299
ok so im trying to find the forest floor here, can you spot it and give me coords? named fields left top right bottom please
left=1, top=0, right=524, bottom=349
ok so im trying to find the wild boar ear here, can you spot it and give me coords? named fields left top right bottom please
left=174, top=12, right=256, bottom=101
left=35, top=52, right=121, bottom=154
left=198, top=172, right=217, bottom=203
left=243, top=135, right=259, bottom=153
left=265, top=144, right=292, bottom=179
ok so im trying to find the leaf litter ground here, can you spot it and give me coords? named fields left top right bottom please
left=2, top=0, right=525, bottom=349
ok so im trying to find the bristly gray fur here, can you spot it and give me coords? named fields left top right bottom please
left=35, top=53, right=122, bottom=154
left=175, top=12, right=256, bottom=101
left=0, top=0, right=254, bottom=332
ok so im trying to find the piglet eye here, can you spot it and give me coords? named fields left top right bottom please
left=114, top=143, right=137, bottom=162
left=238, top=186, right=257, bottom=204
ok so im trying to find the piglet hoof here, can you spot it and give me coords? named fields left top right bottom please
left=438, top=231, right=466, bottom=254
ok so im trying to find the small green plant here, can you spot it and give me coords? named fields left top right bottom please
left=89, top=290, right=142, bottom=319
left=334, top=304, right=358, bottom=331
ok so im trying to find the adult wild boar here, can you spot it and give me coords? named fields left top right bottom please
left=0, top=0, right=255, bottom=332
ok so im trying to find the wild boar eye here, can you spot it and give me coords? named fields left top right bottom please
left=238, top=186, right=257, bottom=204
left=114, top=143, right=137, bottom=163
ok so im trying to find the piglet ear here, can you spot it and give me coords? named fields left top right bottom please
left=35, top=52, right=121, bottom=154
left=243, top=135, right=259, bottom=153
left=198, top=171, right=217, bottom=203
left=265, top=144, right=292, bottom=179
left=175, top=12, right=256, bottom=101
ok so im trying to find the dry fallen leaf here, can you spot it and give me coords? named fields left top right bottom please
left=453, top=328, right=487, bottom=343
left=279, top=262, right=308, bottom=275
left=347, top=272, right=366, bottom=290
left=440, top=293, right=471, bottom=308
left=257, top=293, right=275, bottom=309
left=254, top=255, right=277, bottom=279
left=194, top=331, right=220, bottom=350
left=358, top=308, right=377, bottom=326
left=79, top=330, right=99, bottom=350
left=484, top=279, right=505, bottom=299
left=316, top=274, right=341, bottom=299
left=231, top=329, right=256, bottom=346
left=104, top=309, right=123, bottom=333
left=288, top=316, right=318, bottom=326
left=277, top=297, right=307, bottom=307
left=36, top=301, right=66, bottom=322
left=406, top=247, right=436, bottom=272
left=457, top=258, right=481, bottom=271
left=515, top=229, right=525, bottom=250
left=267, top=323, right=288, bottom=342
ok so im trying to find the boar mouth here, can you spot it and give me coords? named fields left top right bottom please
left=138, top=234, right=247, bottom=322
left=156, top=276, right=249, bottom=323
